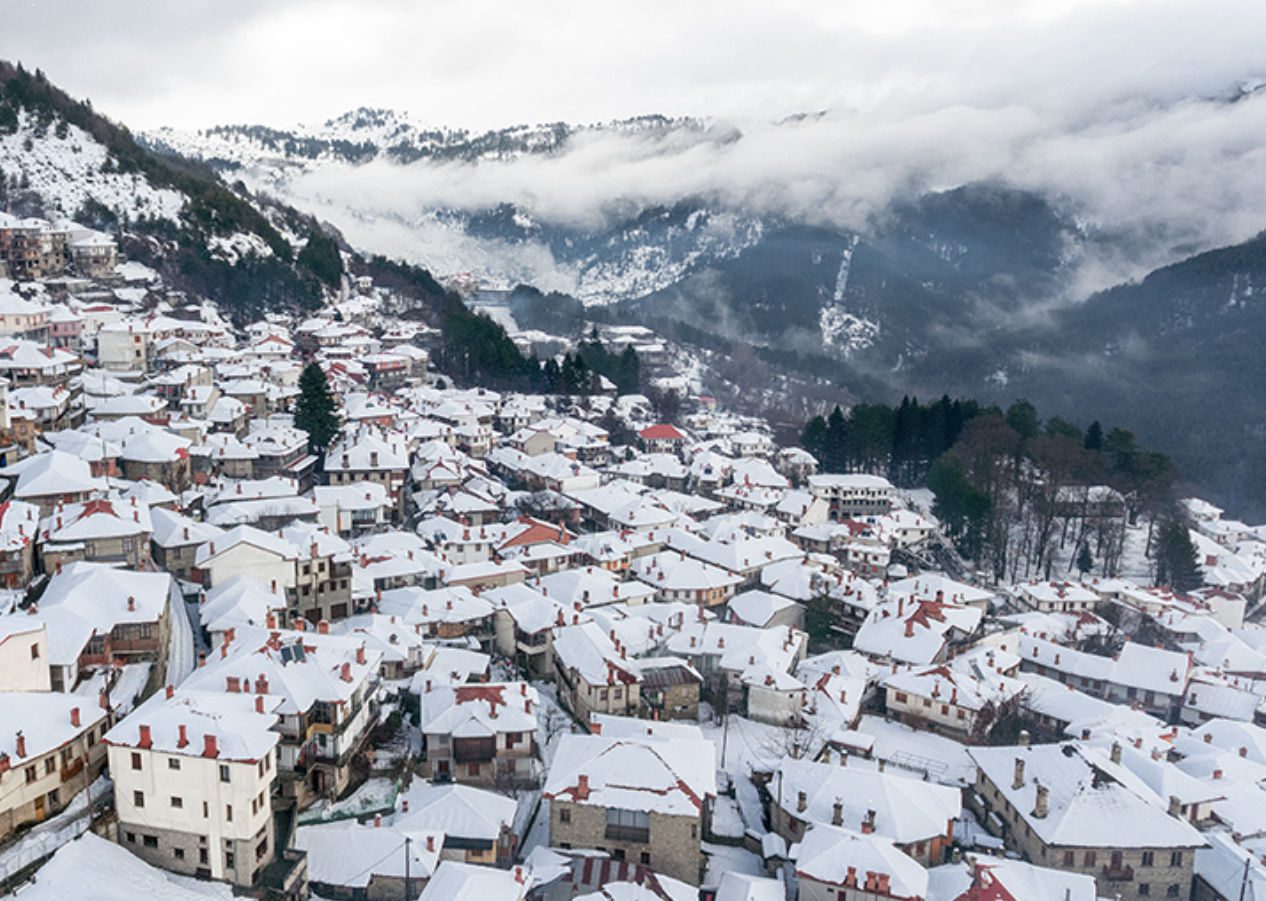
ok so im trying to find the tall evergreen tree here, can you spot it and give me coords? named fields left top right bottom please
left=1076, top=543, right=1094, bottom=575
left=294, top=362, right=340, bottom=453
left=1154, top=518, right=1203, bottom=592
left=823, top=406, right=848, bottom=473
left=801, top=415, right=828, bottom=464
left=1083, top=420, right=1104, bottom=451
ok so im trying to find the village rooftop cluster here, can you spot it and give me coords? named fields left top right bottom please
left=0, top=250, right=1265, bottom=901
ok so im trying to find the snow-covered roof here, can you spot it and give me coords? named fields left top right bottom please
left=544, top=732, right=717, bottom=817
left=968, top=742, right=1206, bottom=849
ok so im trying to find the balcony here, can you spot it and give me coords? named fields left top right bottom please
left=604, top=824, right=650, bottom=844
left=1100, top=864, right=1135, bottom=883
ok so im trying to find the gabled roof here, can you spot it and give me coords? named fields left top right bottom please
left=638, top=424, right=686, bottom=441
left=544, top=733, right=717, bottom=817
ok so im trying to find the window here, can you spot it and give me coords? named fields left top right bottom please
left=1167, top=887, right=1180, bottom=898
left=225, top=804, right=233, bottom=821
left=225, top=851, right=235, bottom=869
left=219, top=764, right=231, bottom=783
left=203, top=802, right=209, bottom=817
left=133, top=791, right=145, bottom=808
left=1139, top=884, right=1150, bottom=897
left=1084, top=851, right=1096, bottom=867
left=142, top=835, right=158, bottom=848
left=131, top=752, right=143, bottom=770
left=45, top=758, right=55, bottom=775
left=691, top=824, right=698, bottom=839
left=894, top=692, right=908, bottom=704
left=24, top=765, right=36, bottom=784
left=559, top=807, right=571, bottom=824
left=1170, top=851, right=1183, bottom=867
left=1063, top=851, right=1075, bottom=866
left=30, top=643, right=39, bottom=660
left=174, top=848, right=185, bottom=861
left=640, top=852, right=651, bottom=865
left=169, top=758, right=181, bottom=770
left=126, top=832, right=136, bottom=844
left=605, top=808, right=650, bottom=843
left=1141, top=851, right=1155, bottom=867
left=171, top=796, right=183, bottom=809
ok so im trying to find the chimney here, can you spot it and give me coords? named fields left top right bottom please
left=177, top=723, right=189, bottom=749
left=15, top=731, right=26, bottom=758
left=356, top=645, right=366, bottom=665
left=70, top=707, right=80, bottom=728
left=138, top=724, right=153, bottom=749
left=576, top=774, right=590, bottom=800
left=1213, top=768, right=1223, bottom=780
left=796, top=790, right=807, bottom=813
left=203, top=734, right=219, bottom=758
left=1033, top=782, right=1049, bottom=819
left=402, top=799, right=410, bottom=813
left=127, top=595, right=136, bottom=612
left=862, top=809, right=876, bottom=834
left=1013, top=757, right=1025, bottom=790
left=904, top=620, right=914, bottom=638
left=1018, top=729, right=1030, bottom=747
left=1169, top=795, right=1183, bottom=818
left=340, top=662, right=352, bottom=682
left=832, top=798, right=843, bottom=826
left=318, top=620, right=329, bottom=635
left=255, top=696, right=265, bottom=714
left=838, top=750, right=848, bottom=767
left=1110, top=742, right=1122, bottom=764
left=165, top=685, right=174, bottom=700
left=514, top=866, right=526, bottom=885
left=425, top=834, right=434, bottom=852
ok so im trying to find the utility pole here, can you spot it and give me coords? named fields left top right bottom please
left=404, top=835, right=412, bottom=901
left=719, top=676, right=730, bottom=770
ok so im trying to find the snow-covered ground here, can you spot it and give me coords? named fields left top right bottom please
left=299, top=776, right=398, bottom=825
left=0, top=111, right=184, bottom=225
left=165, top=592, right=196, bottom=688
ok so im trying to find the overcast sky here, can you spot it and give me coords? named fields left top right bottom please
left=1, top=0, right=1262, bottom=131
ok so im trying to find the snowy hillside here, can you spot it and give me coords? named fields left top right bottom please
left=1, top=109, right=184, bottom=224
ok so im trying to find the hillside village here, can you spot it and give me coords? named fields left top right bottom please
left=4, top=215, right=1266, bottom=901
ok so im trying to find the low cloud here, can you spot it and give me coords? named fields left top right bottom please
left=274, top=87, right=1266, bottom=296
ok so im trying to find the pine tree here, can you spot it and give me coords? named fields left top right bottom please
left=800, top=415, right=827, bottom=464
left=1084, top=420, right=1104, bottom=451
left=294, top=363, right=340, bottom=453
left=1076, top=543, right=1094, bottom=575
left=1154, top=518, right=1202, bottom=592
left=824, top=406, right=848, bottom=473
